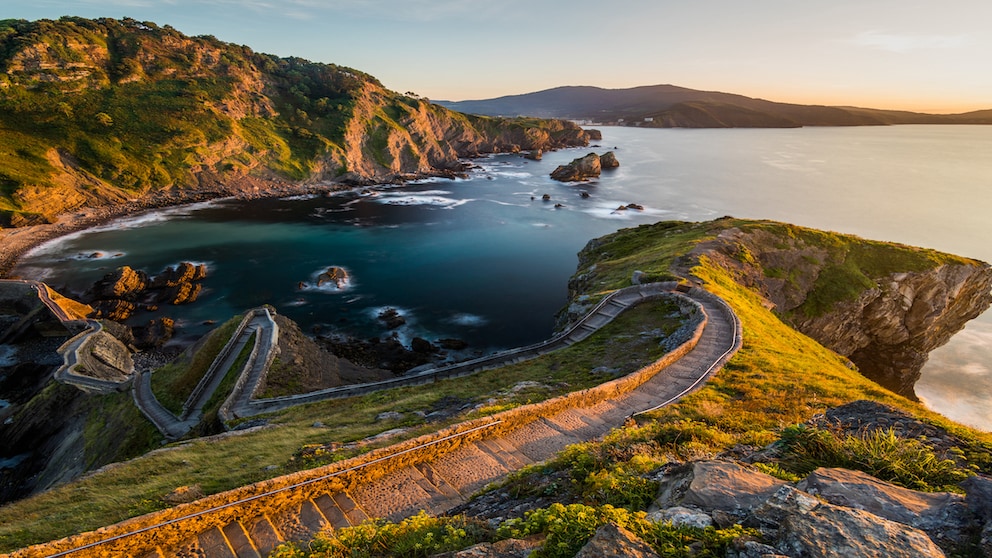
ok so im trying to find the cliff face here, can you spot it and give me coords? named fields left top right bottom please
left=694, top=225, right=992, bottom=398
left=0, top=17, right=589, bottom=225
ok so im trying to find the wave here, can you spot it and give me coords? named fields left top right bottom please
left=445, top=313, right=488, bottom=327
left=298, top=266, right=354, bottom=293
left=67, top=250, right=126, bottom=261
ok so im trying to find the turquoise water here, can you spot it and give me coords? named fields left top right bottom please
left=16, top=125, right=992, bottom=429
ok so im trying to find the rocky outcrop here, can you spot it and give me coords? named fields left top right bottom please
left=86, top=263, right=207, bottom=320
left=551, top=153, right=602, bottom=182
left=75, top=331, right=133, bottom=382
left=647, top=459, right=992, bottom=557
left=691, top=224, right=992, bottom=397
left=575, top=523, right=659, bottom=558
left=316, top=266, right=349, bottom=289
left=599, top=151, right=619, bottom=168
left=550, top=151, right=620, bottom=182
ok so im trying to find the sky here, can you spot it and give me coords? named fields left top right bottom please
left=3, top=0, right=991, bottom=113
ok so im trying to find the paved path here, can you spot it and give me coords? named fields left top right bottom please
left=228, top=282, right=692, bottom=418
left=132, top=309, right=278, bottom=440
left=33, top=287, right=739, bottom=558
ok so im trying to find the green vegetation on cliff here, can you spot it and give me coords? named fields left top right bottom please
left=0, top=297, right=683, bottom=551
left=0, top=17, right=588, bottom=226
left=2, top=218, right=990, bottom=554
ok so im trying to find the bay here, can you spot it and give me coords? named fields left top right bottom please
left=16, top=125, right=992, bottom=430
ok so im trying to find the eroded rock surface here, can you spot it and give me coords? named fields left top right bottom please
left=692, top=226, right=992, bottom=397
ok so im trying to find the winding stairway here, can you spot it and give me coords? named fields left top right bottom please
left=25, top=285, right=741, bottom=558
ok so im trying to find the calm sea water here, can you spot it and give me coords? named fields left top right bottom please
left=16, top=125, right=992, bottom=430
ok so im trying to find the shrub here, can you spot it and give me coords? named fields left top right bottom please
left=779, top=425, right=971, bottom=491
left=496, top=503, right=756, bottom=558
left=270, top=511, right=491, bottom=558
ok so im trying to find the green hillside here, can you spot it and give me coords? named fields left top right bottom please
left=0, top=17, right=588, bottom=226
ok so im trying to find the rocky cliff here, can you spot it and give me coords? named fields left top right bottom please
left=689, top=223, right=992, bottom=398
left=563, top=219, right=992, bottom=399
left=0, top=17, right=589, bottom=225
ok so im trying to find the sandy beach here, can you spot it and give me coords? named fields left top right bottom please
left=0, top=179, right=346, bottom=279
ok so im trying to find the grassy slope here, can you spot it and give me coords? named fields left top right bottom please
left=0, top=299, right=682, bottom=551
left=3, top=218, right=990, bottom=552
left=275, top=219, right=992, bottom=558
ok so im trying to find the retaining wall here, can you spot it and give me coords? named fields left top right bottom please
left=13, top=289, right=711, bottom=558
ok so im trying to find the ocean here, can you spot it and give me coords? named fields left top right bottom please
left=15, top=125, right=992, bottom=430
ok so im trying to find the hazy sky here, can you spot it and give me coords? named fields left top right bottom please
left=5, top=0, right=991, bottom=113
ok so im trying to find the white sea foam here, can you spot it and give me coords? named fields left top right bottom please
left=67, top=250, right=126, bottom=261
left=279, top=193, right=320, bottom=201
left=373, top=193, right=474, bottom=208
left=446, top=313, right=488, bottom=327
left=23, top=200, right=224, bottom=259
left=298, top=266, right=353, bottom=293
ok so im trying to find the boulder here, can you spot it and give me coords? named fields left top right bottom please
left=550, top=153, right=602, bottom=182
left=585, top=129, right=603, bottom=141
left=647, top=506, right=713, bottom=529
left=161, top=282, right=202, bottom=305
left=524, top=149, right=543, bottom=161
left=754, top=486, right=945, bottom=557
left=437, top=338, right=469, bottom=350
left=600, top=151, right=620, bottom=168
left=962, top=474, right=992, bottom=522
left=133, top=317, right=175, bottom=350
left=316, top=266, right=349, bottom=289
left=541, top=193, right=551, bottom=201
left=377, top=307, right=406, bottom=329
left=376, top=411, right=403, bottom=421
left=575, top=523, right=659, bottom=558
left=798, top=467, right=969, bottom=548
left=92, top=299, right=137, bottom=321
left=434, top=537, right=544, bottom=558
left=652, top=461, right=787, bottom=516
left=411, top=337, right=435, bottom=354
left=91, top=266, right=149, bottom=300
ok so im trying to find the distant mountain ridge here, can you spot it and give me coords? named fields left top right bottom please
left=437, top=84, right=992, bottom=128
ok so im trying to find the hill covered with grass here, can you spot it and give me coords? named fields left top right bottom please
left=3, top=218, right=991, bottom=556
left=0, top=17, right=589, bottom=226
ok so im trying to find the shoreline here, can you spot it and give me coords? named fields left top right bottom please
left=0, top=178, right=354, bottom=279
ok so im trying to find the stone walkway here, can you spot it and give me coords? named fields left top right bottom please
left=161, top=287, right=741, bottom=558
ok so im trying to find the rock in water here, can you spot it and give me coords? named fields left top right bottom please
left=92, top=299, right=137, bottom=321
left=90, top=266, right=149, bottom=299
left=133, top=317, right=175, bottom=350
left=551, top=153, right=602, bottom=182
left=377, top=307, right=406, bottom=329
left=316, top=266, right=350, bottom=289
left=524, top=149, right=543, bottom=161
left=600, top=151, right=620, bottom=168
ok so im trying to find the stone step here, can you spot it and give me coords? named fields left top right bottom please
left=487, top=436, right=536, bottom=468
left=415, top=462, right=464, bottom=501
left=222, top=521, right=261, bottom=558
left=333, top=492, right=370, bottom=525
left=409, top=465, right=464, bottom=513
left=313, top=493, right=351, bottom=528
left=427, top=443, right=512, bottom=495
left=197, top=527, right=237, bottom=558
left=475, top=438, right=527, bottom=470
left=247, top=515, right=284, bottom=557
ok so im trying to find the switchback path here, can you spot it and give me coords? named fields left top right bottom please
left=22, top=286, right=740, bottom=558
left=132, top=309, right=278, bottom=440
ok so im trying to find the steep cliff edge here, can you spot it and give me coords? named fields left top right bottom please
left=563, top=219, right=992, bottom=399
left=0, top=17, right=588, bottom=225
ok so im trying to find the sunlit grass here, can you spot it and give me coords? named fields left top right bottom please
left=0, top=299, right=683, bottom=551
